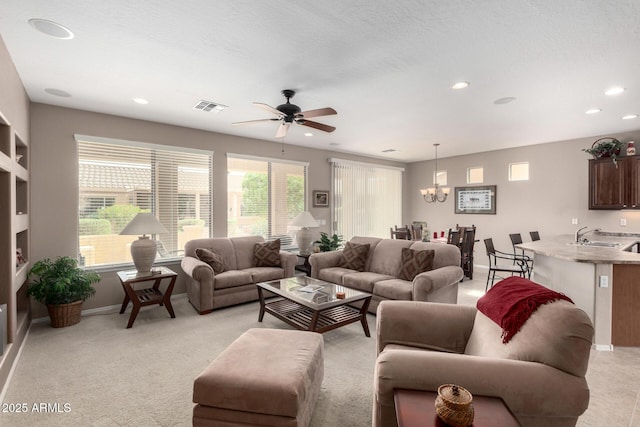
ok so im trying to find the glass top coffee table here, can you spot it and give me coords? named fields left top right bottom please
left=256, top=276, right=372, bottom=336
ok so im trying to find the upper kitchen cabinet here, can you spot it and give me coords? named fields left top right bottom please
left=589, top=156, right=640, bottom=209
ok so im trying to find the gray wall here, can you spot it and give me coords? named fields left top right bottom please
left=29, top=103, right=407, bottom=317
left=406, top=130, right=640, bottom=258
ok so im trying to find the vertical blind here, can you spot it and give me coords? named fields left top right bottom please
left=227, top=154, right=307, bottom=247
left=330, top=158, right=403, bottom=240
left=76, top=135, right=213, bottom=267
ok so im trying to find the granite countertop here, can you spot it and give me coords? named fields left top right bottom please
left=516, top=232, right=640, bottom=264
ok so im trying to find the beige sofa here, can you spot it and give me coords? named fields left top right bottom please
left=373, top=299, right=594, bottom=427
left=181, top=236, right=296, bottom=314
left=309, top=236, right=464, bottom=313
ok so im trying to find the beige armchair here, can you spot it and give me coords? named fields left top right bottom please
left=373, top=300, right=594, bottom=427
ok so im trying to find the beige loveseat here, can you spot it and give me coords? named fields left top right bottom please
left=373, top=298, right=594, bottom=427
left=181, top=236, right=296, bottom=314
left=309, top=236, right=463, bottom=313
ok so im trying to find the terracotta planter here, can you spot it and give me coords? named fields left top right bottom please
left=47, top=300, right=83, bottom=328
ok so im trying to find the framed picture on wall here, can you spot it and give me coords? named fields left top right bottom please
left=454, top=185, right=497, bottom=214
left=313, top=190, right=330, bottom=207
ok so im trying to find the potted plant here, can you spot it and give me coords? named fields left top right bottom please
left=582, top=137, right=623, bottom=164
left=27, top=256, right=101, bottom=328
left=314, top=232, right=344, bottom=252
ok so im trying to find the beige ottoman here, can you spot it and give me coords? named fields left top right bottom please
left=193, top=328, right=324, bottom=427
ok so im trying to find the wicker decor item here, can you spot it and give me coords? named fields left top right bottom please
left=47, top=300, right=83, bottom=328
left=435, top=384, right=474, bottom=427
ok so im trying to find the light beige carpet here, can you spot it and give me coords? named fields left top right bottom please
left=0, top=296, right=377, bottom=426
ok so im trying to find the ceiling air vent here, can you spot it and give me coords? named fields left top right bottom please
left=381, top=149, right=397, bottom=153
left=193, top=100, right=227, bottom=112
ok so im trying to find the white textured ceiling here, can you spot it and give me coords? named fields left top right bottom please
left=1, top=0, right=639, bottom=162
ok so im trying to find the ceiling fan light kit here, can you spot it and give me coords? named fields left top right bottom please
left=233, top=89, right=337, bottom=138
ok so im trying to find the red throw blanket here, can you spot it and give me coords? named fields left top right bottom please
left=477, top=277, right=573, bottom=343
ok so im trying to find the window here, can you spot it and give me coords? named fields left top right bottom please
left=509, top=162, right=529, bottom=181
left=467, top=167, right=484, bottom=184
left=434, top=170, right=448, bottom=185
left=329, top=158, right=403, bottom=240
left=77, top=135, right=213, bottom=268
left=227, top=154, right=307, bottom=247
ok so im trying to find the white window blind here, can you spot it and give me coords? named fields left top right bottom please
left=329, top=158, right=403, bottom=240
left=227, top=154, right=307, bottom=247
left=76, top=135, right=213, bottom=268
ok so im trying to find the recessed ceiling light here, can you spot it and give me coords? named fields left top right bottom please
left=605, top=87, right=625, bottom=96
left=44, top=88, right=71, bottom=97
left=585, top=108, right=602, bottom=114
left=133, top=98, right=149, bottom=105
left=451, top=81, right=470, bottom=90
left=494, top=97, right=516, bottom=105
left=304, top=132, right=313, bottom=137
left=622, top=114, right=638, bottom=120
left=28, top=18, right=74, bottom=39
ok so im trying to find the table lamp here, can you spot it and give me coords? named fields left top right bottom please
left=120, top=213, right=169, bottom=272
left=290, top=211, right=319, bottom=255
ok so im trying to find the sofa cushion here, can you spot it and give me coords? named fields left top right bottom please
left=373, top=279, right=413, bottom=301
left=338, top=242, right=370, bottom=271
left=232, top=235, right=266, bottom=269
left=254, top=239, right=281, bottom=267
left=246, top=267, right=286, bottom=284
left=195, top=248, right=227, bottom=274
left=214, top=270, right=254, bottom=290
left=318, top=267, right=355, bottom=285
left=367, top=239, right=414, bottom=276
left=398, top=248, right=435, bottom=281
left=343, top=272, right=394, bottom=293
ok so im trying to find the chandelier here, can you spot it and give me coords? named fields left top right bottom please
left=420, top=143, right=450, bottom=203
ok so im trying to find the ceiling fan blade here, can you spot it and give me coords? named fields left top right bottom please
left=275, top=122, right=290, bottom=138
left=298, top=107, right=337, bottom=119
left=300, top=120, right=336, bottom=133
left=232, top=118, right=279, bottom=126
left=253, top=102, right=282, bottom=116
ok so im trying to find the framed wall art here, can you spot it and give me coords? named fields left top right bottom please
left=313, top=190, right=330, bottom=207
left=454, top=185, right=496, bottom=214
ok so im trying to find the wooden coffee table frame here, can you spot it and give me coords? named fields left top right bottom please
left=257, top=277, right=372, bottom=336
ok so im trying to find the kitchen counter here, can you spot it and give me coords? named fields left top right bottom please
left=516, top=232, right=640, bottom=349
left=516, top=232, right=640, bottom=264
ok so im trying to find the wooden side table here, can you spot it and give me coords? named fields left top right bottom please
left=117, top=267, right=177, bottom=328
left=394, top=389, right=522, bottom=427
left=294, top=252, right=312, bottom=276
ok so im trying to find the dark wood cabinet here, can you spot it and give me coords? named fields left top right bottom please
left=589, top=156, right=640, bottom=209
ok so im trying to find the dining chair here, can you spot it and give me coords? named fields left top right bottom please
left=410, top=224, right=424, bottom=241
left=390, top=225, right=411, bottom=240
left=530, top=231, right=541, bottom=241
left=460, top=228, right=476, bottom=280
left=509, top=233, right=526, bottom=258
left=483, top=238, right=531, bottom=290
left=446, top=229, right=460, bottom=246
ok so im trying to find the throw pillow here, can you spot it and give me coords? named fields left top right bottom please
left=254, top=239, right=281, bottom=267
left=398, top=248, right=435, bottom=281
left=195, top=248, right=227, bottom=274
left=338, top=242, right=370, bottom=272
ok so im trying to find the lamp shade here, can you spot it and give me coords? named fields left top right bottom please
left=120, top=213, right=168, bottom=273
left=290, top=211, right=319, bottom=228
left=120, top=213, right=169, bottom=236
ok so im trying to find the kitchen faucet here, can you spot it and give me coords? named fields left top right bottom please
left=575, top=227, right=602, bottom=243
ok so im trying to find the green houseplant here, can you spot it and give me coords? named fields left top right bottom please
left=314, top=232, right=344, bottom=252
left=28, top=256, right=101, bottom=328
left=582, top=137, right=623, bottom=164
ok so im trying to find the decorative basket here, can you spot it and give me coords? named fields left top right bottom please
left=434, top=384, right=474, bottom=427
left=589, top=137, right=622, bottom=159
left=47, top=300, right=83, bottom=328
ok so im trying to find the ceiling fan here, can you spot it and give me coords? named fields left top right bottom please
left=233, top=89, right=337, bottom=138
